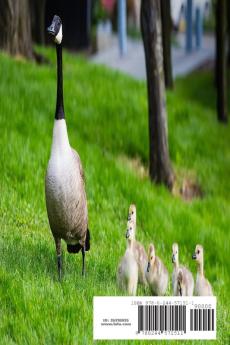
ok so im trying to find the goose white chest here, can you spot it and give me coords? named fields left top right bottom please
left=46, top=148, right=81, bottom=209
left=46, top=119, right=80, bottom=201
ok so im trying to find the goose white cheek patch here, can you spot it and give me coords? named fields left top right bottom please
left=55, top=25, right=63, bottom=44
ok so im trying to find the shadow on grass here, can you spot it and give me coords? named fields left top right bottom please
left=1, top=238, right=117, bottom=290
left=1, top=240, right=56, bottom=280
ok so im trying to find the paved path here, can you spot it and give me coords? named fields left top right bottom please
left=91, top=34, right=215, bottom=80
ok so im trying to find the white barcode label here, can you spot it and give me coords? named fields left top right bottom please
left=94, top=297, right=216, bottom=340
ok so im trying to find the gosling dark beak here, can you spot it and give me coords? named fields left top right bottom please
left=179, top=287, right=182, bottom=296
left=192, top=253, right=197, bottom=260
left=47, top=23, right=56, bottom=36
left=147, top=262, right=150, bottom=272
left=127, top=215, right=131, bottom=221
left=125, top=230, right=129, bottom=239
left=172, top=254, right=175, bottom=263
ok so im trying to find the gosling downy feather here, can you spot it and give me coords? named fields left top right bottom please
left=127, top=204, right=136, bottom=225
left=126, top=214, right=148, bottom=286
left=192, top=244, right=213, bottom=296
left=45, top=15, right=90, bottom=279
left=172, top=243, right=194, bottom=296
left=117, top=246, right=138, bottom=296
left=145, top=243, right=168, bottom=296
left=117, top=221, right=138, bottom=296
left=176, top=269, right=193, bottom=296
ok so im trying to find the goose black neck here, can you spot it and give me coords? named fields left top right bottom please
left=55, top=44, right=65, bottom=120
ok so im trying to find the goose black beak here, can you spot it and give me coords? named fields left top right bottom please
left=192, top=253, right=197, bottom=260
left=147, top=262, right=150, bottom=272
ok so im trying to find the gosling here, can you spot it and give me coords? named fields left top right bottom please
left=127, top=204, right=136, bottom=225
left=176, top=270, right=188, bottom=296
left=172, top=243, right=194, bottom=296
left=192, top=244, right=213, bottom=296
left=117, top=222, right=138, bottom=295
left=145, top=243, right=168, bottom=296
left=126, top=206, right=148, bottom=286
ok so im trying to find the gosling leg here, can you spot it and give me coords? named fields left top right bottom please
left=55, top=238, right=62, bottom=281
left=82, top=246, right=85, bottom=276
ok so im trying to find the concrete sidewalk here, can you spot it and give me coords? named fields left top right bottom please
left=91, top=34, right=215, bottom=80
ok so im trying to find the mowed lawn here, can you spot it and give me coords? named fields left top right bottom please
left=0, top=48, right=229, bottom=345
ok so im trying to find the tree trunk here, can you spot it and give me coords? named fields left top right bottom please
left=0, top=0, right=33, bottom=58
left=227, top=0, right=230, bottom=66
left=141, top=0, right=174, bottom=190
left=216, top=0, right=228, bottom=123
left=30, top=0, right=46, bottom=45
left=160, top=0, right=173, bottom=89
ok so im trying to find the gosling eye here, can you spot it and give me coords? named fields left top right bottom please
left=132, top=211, right=134, bottom=214
left=197, top=250, right=200, bottom=254
left=151, top=256, right=153, bottom=260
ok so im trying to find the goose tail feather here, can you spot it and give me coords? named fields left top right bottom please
left=67, top=243, right=82, bottom=254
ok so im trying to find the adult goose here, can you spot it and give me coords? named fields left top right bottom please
left=45, top=15, right=90, bottom=279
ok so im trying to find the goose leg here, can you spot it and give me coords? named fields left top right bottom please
left=57, top=255, right=62, bottom=281
left=82, top=246, right=85, bottom=276
left=55, top=238, right=62, bottom=281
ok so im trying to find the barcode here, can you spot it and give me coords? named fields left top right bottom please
left=94, top=297, right=216, bottom=340
left=138, top=305, right=186, bottom=333
left=190, top=308, right=215, bottom=331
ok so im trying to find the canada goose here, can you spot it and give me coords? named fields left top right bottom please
left=145, top=243, right=168, bottom=296
left=126, top=208, right=148, bottom=286
left=172, top=243, right=194, bottom=296
left=45, top=15, right=90, bottom=279
left=192, top=244, right=213, bottom=296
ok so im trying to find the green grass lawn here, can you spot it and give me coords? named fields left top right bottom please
left=0, top=48, right=229, bottom=345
